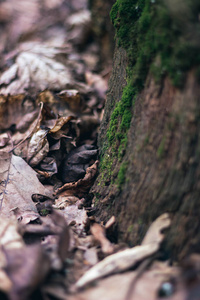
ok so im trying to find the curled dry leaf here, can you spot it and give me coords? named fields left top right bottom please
left=27, top=129, right=49, bottom=167
left=141, top=213, right=171, bottom=246
left=0, top=152, right=45, bottom=223
left=49, top=116, right=75, bottom=140
left=75, top=214, right=171, bottom=289
left=55, top=160, right=99, bottom=197
left=90, top=223, right=114, bottom=254
left=62, top=203, right=88, bottom=235
left=76, top=243, right=158, bottom=289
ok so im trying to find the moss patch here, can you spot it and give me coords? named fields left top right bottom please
left=100, top=0, right=200, bottom=187
left=117, top=161, right=128, bottom=189
left=111, top=0, right=200, bottom=88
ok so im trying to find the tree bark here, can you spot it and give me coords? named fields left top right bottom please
left=91, top=0, right=200, bottom=260
left=89, top=0, right=115, bottom=69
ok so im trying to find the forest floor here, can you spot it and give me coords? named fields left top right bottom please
left=0, top=1, right=199, bottom=300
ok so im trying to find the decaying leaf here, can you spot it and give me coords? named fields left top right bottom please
left=55, top=160, right=99, bottom=197
left=58, top=89, right=84, bottom=113
left=0, top=43, right=72, bottom=95
left=54, top=195, right=80, bottom=209
left=41, top=209, right=70, bottom=270
left=0, top=94, right=33, bottom=130
left=0, top=152, right=46, bottom=223
left=0, top=217, right=51, bottom=300
left=61, top=144, right=98, bottom=183
left=90, top=223, right=114, bottom=254
left=142, top=213, right=171, bottom=246
left=76, top=244, right=159, bottom=289
left=54, top=200, right=88, bottom=236
left=75, top=214, right=171, bottom=289
left=27, top=129, right=49, bottom=167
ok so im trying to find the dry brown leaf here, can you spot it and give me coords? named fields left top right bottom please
left=75, top=214, right=171, bottom=289
left=0, top=43, right=72, bottom=95
left=56, top=203, right=88, bottom=236
left=15, top=109, right=39, bottom=133
left=0, top=217, right=51, bottom=300
left=27, top=129, right=49, bottom=167
left=58, top=89, right=84, bottom=113
left=41, top=210, right=70, bottom=270
left=55, top=160, right=98, bottom=197
left=54, top=195, right=80, bottom=209
left=0, top=94, right=31, bottom=130
left=76, top=243, right=159, bottom=289
left=0, top=152, right=45, bottom=223
left=90, top=223, right=114, bottom=254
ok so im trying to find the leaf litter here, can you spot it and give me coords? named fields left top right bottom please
left=0, top=0, right=195, bottom=299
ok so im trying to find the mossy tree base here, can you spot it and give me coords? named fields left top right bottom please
left=91, top=0, right=200, bottom=260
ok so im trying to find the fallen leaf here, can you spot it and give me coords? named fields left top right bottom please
left=57, top=203, right=88, bottom=236
left=41, top=209, right=70, bottom=270
left=75, top=243, right=159, bottom=289
left=142, top=213, right=171, bottom=246
left=27, top=128, right=49, bottom=167
left=0, top=152, right=45, bottom=223
left=90, top=223, right=114, bottom=254
left=0, top=43, right=72, bottom=95
left=55, top=160, right=99, bottom=197
left=58, top=89, right=84, bottom=113
left=61, top=145, right=98, bottom=183
left=75, top=214, right=171, bottom=289
left=54, top=195, right=80, bottom=209
left=0, top=133, right=9, bottom=148
left=0, top=94, right=30, bottom=130
left=0, top=217, right=50, bottom=300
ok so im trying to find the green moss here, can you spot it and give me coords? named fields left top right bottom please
left=99, top=152, right=114, bottom=182
left=157, top=136, right=166, bottom=158
left=111, top=0, right=200, bottom=88
left=40, top=209, right=49, bottom=216
left=128, top=224, right=134, bottom=233
left=101, top=0, right=200, bottom=188
left=117, top=161, right=128, bottom=188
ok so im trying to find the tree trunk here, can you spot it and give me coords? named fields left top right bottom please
left=89, top=0, right=115, bottom=69
left=91, top=0, right=200, bottom=260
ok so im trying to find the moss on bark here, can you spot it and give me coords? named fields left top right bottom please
left=92, top=0, right=200, bottom=260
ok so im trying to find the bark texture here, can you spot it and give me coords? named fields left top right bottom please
left=91, top=0, right=200, bottom=260
left=89, top=0, right=115, bottom=69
